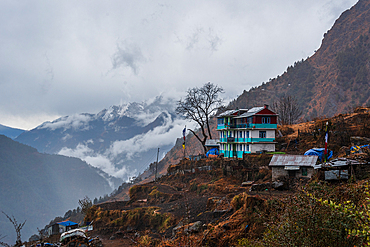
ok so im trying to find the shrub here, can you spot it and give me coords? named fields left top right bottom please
left=231, top=193, right=245, bottom=210
left=262, top=182, right=368, bottom=246
left=190, top=182, right=198, bottom=192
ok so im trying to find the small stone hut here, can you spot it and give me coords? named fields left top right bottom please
left=269, top=154, right=318, bottom=181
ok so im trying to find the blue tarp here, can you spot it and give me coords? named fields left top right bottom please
left=57, top=220, right=78, bottom=227
left=206, top=148, right=219, bottom=157
left=304, top=148, right=333, bottom=161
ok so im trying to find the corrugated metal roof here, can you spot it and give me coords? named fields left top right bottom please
left=217, top=109, right=249, bottom=117
left=269, top=154, right=318, bottom=167
left=205, top=139, right=219, bottom=146
left=217, top=110, right=238, bottom=117
left=314, top=158, right=366, bottom=169
left=234, top=112, right=256, bottom=118
left=247, top=107, right=264, bottom=113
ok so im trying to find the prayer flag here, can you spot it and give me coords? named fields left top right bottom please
left=182, top=126, right=186, bottom=149
left=324, top=122, right=328, bottom=161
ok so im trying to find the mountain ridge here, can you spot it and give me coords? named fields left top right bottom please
left=0, top=124, right=24, bottom=139
left=14, top=96, right=187, bottom=183
left=0, top=134, right=113, bottom=244
left=229, top=0, right=370, bottom=120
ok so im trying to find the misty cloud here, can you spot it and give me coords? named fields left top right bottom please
left=107, top=113, right=191, bottom=160
left=185, top=27, right=222, bottom=52
left=111, top=41, right=145, bottom=75
left=40, top=114, right=92, bottom=131
left=0, top=0, right=358, bottom=130
left=56, top=111, right=194, bottom=181
left=58, top=143, right=136, bottom=181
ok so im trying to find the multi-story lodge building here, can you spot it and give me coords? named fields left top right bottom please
left=217, top=105, right=278, bottom=158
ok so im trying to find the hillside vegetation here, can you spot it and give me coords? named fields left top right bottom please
left=79, top=107, right=370, bottom=246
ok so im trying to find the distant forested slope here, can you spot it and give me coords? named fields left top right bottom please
left=0, top=135, right=112, bottom=244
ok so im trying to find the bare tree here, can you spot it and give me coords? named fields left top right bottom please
left=36, top=227, right=47, bottom=246
left=176, top=82, right=224, bottom=153
left=1, top=212, right=26, bottom=247
left=272, top=95, right=302, bottom=125
left=0, top=234, right=11, bottom=247
left=78, top=196, right=93, bottom=215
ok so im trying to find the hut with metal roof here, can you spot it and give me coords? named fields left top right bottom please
left=269, top=154, right=318, bottom=181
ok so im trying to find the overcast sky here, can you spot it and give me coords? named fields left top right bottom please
left=0, top=0, right=358, bottom=130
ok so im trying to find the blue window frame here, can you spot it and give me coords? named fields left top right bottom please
left=262, top=117, right=270, bottom=124
left=259, top=131, right=266, bottom=138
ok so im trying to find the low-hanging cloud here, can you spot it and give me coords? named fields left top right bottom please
left=58, top=143, right=137, bottom=182
left=106, top=112, right=191, bottom=159
left=57, top=111, right=194, bottom=181
left=40, top=114, right=92, bottom=131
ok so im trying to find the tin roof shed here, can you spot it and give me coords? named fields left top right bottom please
left=269, top=154, right=318, bottom=167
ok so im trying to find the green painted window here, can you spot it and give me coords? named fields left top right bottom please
left=301, top=167, right=308, bottom=176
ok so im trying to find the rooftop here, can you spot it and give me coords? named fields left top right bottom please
left=269, top=154, right=318, bottom=167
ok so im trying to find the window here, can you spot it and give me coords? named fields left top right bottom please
left=246, top=144, right=249, bottom=151
left=240, top=144, right=242, bottom=151
left=247, top=117, right=253, bottom=124
left=246, top=131, right=250, bottom=138
left=239, top=131, right=242, bottom=138
left=302, top=167, right=308, bottom=176
left=259, top=131, right=266, bottom=138
left=262, top=117, right=270, bottom=124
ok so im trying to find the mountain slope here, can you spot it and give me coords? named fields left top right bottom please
left=0, top=124, right=24, bottom=139
left=229, top=0, right=370, bottom=120
left=121, top=0, right=370, bottom=190
left=15, top=96, right=187, bottom=183
left=0, top=135, right=113, bottom=244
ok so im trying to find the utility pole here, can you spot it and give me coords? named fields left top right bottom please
left=155, top=148, right=160, bottom=182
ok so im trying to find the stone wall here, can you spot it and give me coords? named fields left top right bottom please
left=271, top=166, right=315, bottom=181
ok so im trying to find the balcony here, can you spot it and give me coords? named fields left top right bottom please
left=227, top=137, right=235, bottom=142
left=219, top=137, right=275, bottom=143
left=220, top=150, right=250, bottom=159
left=217, top=123, right=277, bottom=130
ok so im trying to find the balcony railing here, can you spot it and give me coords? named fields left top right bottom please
left=219, top=137, right=275, bottom=143
left=220, top=150, right=250, bottom=158
left=227, top=137, right=235, bottom=142
left=217, top=123, right=277, bottom=130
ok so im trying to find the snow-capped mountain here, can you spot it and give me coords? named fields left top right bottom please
left=15, top=96, right=190, bottom=184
